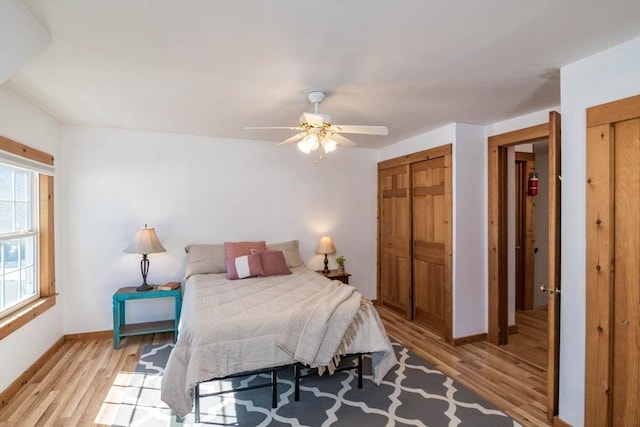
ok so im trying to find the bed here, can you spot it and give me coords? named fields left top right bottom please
left=160, top=241, right=397, bottom=418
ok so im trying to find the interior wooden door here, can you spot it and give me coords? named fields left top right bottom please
left=611, top=116, right=639, bottom=425
left=545, top=111, right=561, bottom=421
left=585, top=95, right=640, bottom=426
left=378, top=164, right=412, bottom=318
left=411, top=156, right=452, bottom=337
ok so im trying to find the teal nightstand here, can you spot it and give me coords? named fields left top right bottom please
left=112, top=286, right=182, bottom=349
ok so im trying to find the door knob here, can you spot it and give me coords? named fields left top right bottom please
left=540, top=285, right=560, bottom=296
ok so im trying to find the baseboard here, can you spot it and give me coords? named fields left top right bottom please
left=450, top=325, right=516, bottom=346
left=553, top=415, right=572, bottom=427
left=451, top=332, right=487, bottom=346
left=0, top=335, right=65, bottom=408
left=64, top=330, right=112, bottom=341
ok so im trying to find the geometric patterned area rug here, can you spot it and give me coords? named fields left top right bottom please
left=112, top=342, right=521, bottom=426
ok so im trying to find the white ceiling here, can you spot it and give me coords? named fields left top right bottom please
left=7, top=0, right=640, bottom=149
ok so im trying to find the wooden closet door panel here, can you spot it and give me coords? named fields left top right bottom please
left=612, top=118, right=639, bottom=425
left=379, top=164, right=412, bottom=317
left=412, top=158, right=449, bottom=335
left=585, top=96, right=639, bottom=426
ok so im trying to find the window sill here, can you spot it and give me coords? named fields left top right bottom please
left=0, top=295, right=57, bottom=341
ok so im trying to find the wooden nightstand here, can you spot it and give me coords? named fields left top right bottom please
left=316, top=269, right=351, bottom=285
left=112, top=285, right=182, bottom=349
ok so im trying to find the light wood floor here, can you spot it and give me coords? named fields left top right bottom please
left=0, top=308, right=549, bottom=426
left=379, top=306, right=550, bottom=427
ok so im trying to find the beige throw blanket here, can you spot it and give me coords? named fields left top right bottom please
left=278, top=282, right=369, bottom=374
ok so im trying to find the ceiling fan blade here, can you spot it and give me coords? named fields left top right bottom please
left=277, top=132, right=306, bottom=145
left=244, top=126, right=304, bottom=131
left=333, top=125, right=388, bottom=135
left=303, top=112, right=325, bottom=127
left=331, top=133, right=357, bottom=147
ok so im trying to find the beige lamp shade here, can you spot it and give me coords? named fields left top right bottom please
left=316, top=236, right=336, bottom=254
left=124, top=225, right=166, bottom=255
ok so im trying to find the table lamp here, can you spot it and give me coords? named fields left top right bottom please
left=124, top=224, right=166, bottom=291
left=316, top=236, right=336, bottom=274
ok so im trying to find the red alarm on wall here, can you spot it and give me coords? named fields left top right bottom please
left=528, top=172, right=539, bottom=196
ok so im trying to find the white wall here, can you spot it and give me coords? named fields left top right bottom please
left=60, top=126, right=378, bottom=333
left=0, top=84, right=62, bottom=391
left=486, top=108, right=555, bottom=137
left=452, top=123, right=486, bottom=337
left=378, top=122, right=487, bottom=339
left=378, top=123, right=457, bottom=162
left=558, top=36, right=640, bottom=427
left=0, top=0, right=50, bottom=84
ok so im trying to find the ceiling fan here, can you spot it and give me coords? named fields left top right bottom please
left=244, top=91, right=388, bottom=155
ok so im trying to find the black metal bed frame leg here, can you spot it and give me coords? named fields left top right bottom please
left=195, top=383, right=200, bottom=423
left=271, top=369, right=278, bottom=408
left=294, top=364, right=301, bottom=401
left=357, top=354, right=363, bottom=389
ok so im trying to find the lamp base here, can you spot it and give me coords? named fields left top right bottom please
left=322, top=254, right=330, bottom=274
left=136, top=283, right=154, bottom=292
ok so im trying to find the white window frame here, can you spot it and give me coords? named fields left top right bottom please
left=0, top=163, right=40, bottom=317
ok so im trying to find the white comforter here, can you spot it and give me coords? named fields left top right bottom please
left=161, top=267, right=396, bottom=418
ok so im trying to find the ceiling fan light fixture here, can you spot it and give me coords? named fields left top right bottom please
left=245, top=91, right=388, bottom=158
left=321, top=137, right=337, bottom=153
left=302, top=133, right=319, bottom=151
left=297, top=140, right=311, bottom=153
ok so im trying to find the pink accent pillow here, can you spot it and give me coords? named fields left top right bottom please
left=250, top=249, right=292, bottom=277
left=224, top=254, right=264, bottom=280
left=224, top=241, right=267, bottom=259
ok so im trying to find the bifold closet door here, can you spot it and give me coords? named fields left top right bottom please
left=378, top=164, right=412, bottom=318
left=586, top=95, right=639, bottom=426
left=412, top=157, right=451, bottom=337
left=611, top=117, right=639, bottom=425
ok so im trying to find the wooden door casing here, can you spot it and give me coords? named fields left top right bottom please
left=488, top=111, right=561, bottom=422
left=378, top=164, right=412, bottom=318
left=412, top=157, right=451, bottom=337
left=585, top=95, right=640, bottom=426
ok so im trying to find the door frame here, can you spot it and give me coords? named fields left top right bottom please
left=488, top=121, right=550, bottom=344
left=488, top=111, right=561, bottom=421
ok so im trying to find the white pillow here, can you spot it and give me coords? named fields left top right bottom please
left=266, top=240, right=305, bottom=268
left=184, top=244, right=226, bottom=278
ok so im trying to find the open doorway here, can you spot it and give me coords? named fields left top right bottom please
left=506, top=141, right=550, bottom=370
left=512, top=142, right=549, bottom=314
left=487, top=111, right=561, bottom=421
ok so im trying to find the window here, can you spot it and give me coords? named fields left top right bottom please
left=0, top=134, right=55, bottom=341
left=0, top=164, right=38, bottom=315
